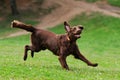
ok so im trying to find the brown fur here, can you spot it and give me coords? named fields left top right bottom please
left=11, top=20, right=98, bottom=70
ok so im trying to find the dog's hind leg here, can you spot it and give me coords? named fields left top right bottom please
left=24, top=45, right=35, bottom=61
left=31, top=51, right=34, bottom=58
left=24, top=45, right=29, bottom=61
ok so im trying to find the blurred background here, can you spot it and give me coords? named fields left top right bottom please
left=0, top=0, right=120, bottom=38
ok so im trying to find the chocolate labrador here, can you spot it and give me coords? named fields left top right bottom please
left=11, top=20, right=98, bottom=70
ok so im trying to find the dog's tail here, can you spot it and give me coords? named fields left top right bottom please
left=11, top=20, right=36, bottom=32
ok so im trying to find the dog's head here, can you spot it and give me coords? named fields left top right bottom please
left=64, top=21, right=84, bottom=41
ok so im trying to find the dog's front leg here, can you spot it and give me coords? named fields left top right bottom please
left=73, top=47, right=98, bottom=67
left=58, top=55, right=69, bottom=70
left=58, top=47, right=69, bottom=70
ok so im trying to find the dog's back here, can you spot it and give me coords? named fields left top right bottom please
left=31, top=29, right=59, bottom=54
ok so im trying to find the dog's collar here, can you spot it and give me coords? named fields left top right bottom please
left=66, top=36, right=70, bottom=41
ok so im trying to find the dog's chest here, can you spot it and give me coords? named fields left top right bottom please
left=58, top=35, right=77, bottom=53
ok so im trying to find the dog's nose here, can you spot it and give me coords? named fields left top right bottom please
left=79, top=27, right=84, bottom=30
left=78, top=25, right=84, bottom=30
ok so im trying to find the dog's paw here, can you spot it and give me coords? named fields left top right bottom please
left=23, top=54, right=27, bottom=61
left=88, top=63, right=98, bottom=67
left=92, top=63, right=98, bottom=67
left=23, top=57, right=27, bottom=61
left=31, top=53, right=34, bottom=58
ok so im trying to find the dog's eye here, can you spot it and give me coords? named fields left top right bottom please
left=72, top=28, right=76, bottom=31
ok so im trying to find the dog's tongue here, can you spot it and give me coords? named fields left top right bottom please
left=75, top=35, right=81, bottom=38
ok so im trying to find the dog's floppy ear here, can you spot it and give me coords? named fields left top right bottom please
left=64, top=21, right=70, bottom=32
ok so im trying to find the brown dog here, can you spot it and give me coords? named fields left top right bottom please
left=11, top=20, right=98, bottom=70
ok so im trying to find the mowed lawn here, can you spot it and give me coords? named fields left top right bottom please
left=0, top=13, right=120, bottom=80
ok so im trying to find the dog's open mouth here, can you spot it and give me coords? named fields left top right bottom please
left=75, top=34, right=81, bottom=38
left=75, top=31, right=82, bottom=38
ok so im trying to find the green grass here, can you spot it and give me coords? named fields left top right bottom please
left=83, top=0, right=120, bottom=7
left=84, top=0, right=98, bottom=2
left=0, top=13, right=120, bottom=80
left=108, top=0, right=120, bottom=7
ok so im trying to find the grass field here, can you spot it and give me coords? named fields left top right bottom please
left=84, top=0, right=120, bottom=7
left=0, top=13, right=120, bottom=80
left=108, top=0, right=120, bottom=7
